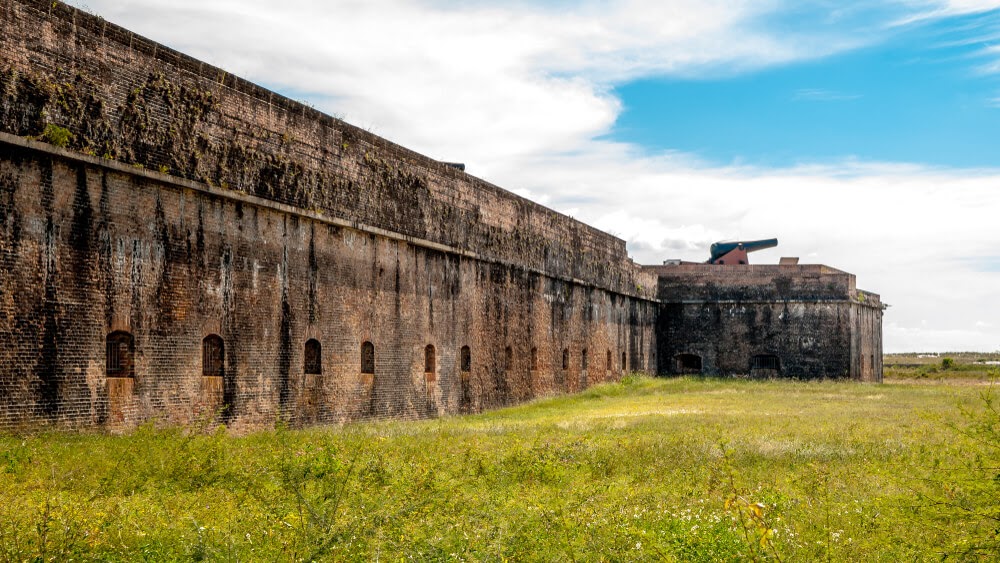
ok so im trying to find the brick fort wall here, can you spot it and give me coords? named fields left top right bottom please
left=646, top=264, right=883, bottom=381
left=0, top=0, right=658, bottom=430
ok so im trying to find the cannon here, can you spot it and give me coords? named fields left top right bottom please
left=708, top=238, right=778, bottom=265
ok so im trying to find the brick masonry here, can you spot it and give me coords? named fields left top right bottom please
left=0, top=0, right=881, bottom=431
left=0, top=0, right=658, bottom=430
left=645, top=264, right=883, bottom=382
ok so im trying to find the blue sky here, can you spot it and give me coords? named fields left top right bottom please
left=611, top=8, right=1000, bottom=167
left=67, top=0, right=1000, bottom=352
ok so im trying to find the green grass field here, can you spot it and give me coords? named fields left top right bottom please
left=2, top=374, right=998, bottom=561
left=885, top=352, right=1000, bottom=380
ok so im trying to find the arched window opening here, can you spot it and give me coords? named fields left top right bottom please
left=504, top=346, right=513, bottom=371
left=530, top=347, right=538, bottom=371
left=106, top=331, right=135, bottom=377
left=675, top=353, right=702, bottom=374
left=621, top=351, right=627, bottom=373
left=202, top=335, right=225, bottom=377
left=425, top=345, right=436, bottom=374
left=750, top=354, right=780, bottom=376
left=304, top=339, right=322, bottom=375
left=582, top=348, right=588, bottom=370
left=606, top=350, right=612, bottom=371
left=460, top=346, right=471, bottom=373
left=361, top=341, right=375, bottom=374
left=562, top=349, right=569, bottom=370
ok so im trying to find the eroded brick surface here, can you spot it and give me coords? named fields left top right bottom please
left=0, top=0, right=880, bottom=431
left=646, top=264, right=883, bottom=381
left=0, top=0, right=658, bottom=430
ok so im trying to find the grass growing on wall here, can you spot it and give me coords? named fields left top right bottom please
left=1, top=375, right=998, bottom=561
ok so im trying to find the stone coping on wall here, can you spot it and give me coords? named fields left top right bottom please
left=664, top=299, right=865, bottom=304
left=666, top=298, right=884, bottom=309
left=642, top=263, right=851, bottom=276
left=852, top=290, right=885, bottom=310
left=645, top=262, right=882, bottom=308
left=0, top=131, right=659, bottom=304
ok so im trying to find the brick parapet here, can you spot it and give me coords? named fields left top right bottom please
left=648, top=264, right=883, bottom=381
left=644, top=263, right=881, bottom=304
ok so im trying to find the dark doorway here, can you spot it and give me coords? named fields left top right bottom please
left=674, top=353, right=703, bottom=375
left=304, top=339, right=322, bottom=375
left=361, top=341, right=375, bottom=374
left=750, top=354, right=781, bottom=378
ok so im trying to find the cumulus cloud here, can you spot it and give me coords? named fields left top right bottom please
left=64, top=0, right=1000, bottom=351
left=67, top=0, right=876, bottom=164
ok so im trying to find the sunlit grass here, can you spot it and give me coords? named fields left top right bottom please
left=0, top=375, right=996, bottom=560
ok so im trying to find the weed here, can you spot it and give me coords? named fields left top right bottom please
left=720, top=443, right=784, bottom=561
left=0, top=377, right=996, bottom=559
left=916, top=374, right=1000, bottom=559
left=40, top=123, right=73, bottom=147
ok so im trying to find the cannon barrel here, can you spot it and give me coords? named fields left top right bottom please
left=709, top=238, right=778, bottom=263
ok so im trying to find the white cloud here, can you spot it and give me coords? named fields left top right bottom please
left=890, top=0, right=1000, bottom=25
left=482, top=143, right=1000, bottom=353
left=926, top=0, right=1000, bottom=15
left=67, top=0, right=873, bottom=165
left=885, top=323, right=1000, bottom=353
left=64, top=0, right=1000, bottom=352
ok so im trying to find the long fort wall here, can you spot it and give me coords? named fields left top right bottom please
left=0, top=0, right=658, bottom=429
left=0, top=0, right=884, bottom=430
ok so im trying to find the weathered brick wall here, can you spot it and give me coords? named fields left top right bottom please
left=650, top=264, right=883, bottom=380
left=0, top=0, right=656, bottom=298
left=851, top=291, right=883, bottom=383
left=646, top=263, right=855, bottom=302
left=0, top=138, right=657, bottom=430
left=0, top=0, right=661, bottom=430
left=0, top=0, right=886, bottom=431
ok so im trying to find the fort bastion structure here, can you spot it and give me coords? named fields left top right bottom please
left=0, top=0, right=882, bottom=430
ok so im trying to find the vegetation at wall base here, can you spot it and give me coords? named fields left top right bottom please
left=1, top=374, right=997, bottom=561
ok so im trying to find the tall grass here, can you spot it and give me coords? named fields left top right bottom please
left=0, top=376, right=995, bottom=560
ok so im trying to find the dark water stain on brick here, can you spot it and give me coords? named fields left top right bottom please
left=0, top=169, right=22, bottom=260
left=98, top=171, right=114, bottom=329
left=128, top=234, right=144, bottom=341
left=36, top=158, right=60, bottom=417
left=195, top=206, right=205, bottom=260
left=70, top=164, right=93, bottom=256
left=394, top=254, right=401, bottom=316
left=153, top=195, right=178, bottom=327
left=307, top=225, right=317, bottom=324
left=277, top=244, right=292, bottom=415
